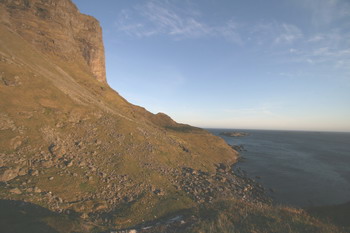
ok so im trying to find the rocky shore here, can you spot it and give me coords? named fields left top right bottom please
left=172, top=163, right=269, bottom=205
left=230, top=144, right=246, bottom=152
left=107, top=163, right=270, bottom=233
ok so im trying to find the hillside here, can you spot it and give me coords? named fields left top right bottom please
left=0, top=0, right=237, bottom=228
left=0, top=0, right=348, bottom=232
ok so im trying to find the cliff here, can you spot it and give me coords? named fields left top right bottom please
left=0, top=0, right=106, bottom=82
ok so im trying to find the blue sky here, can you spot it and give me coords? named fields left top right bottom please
left=73, top=0, right=350, bottom=132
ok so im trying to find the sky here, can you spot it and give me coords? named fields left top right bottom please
left=73, top=0, right=350, bottom=132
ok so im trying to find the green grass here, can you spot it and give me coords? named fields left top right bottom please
left=79, top=182, right=97, bottom=193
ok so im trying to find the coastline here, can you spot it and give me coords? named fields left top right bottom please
left=209, top=128, right=350, bottom=208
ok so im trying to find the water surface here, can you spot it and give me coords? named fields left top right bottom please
left=209, top=129, right=350, bottom=207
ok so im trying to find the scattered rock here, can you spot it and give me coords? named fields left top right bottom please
left=10, top=136, right=23, bottom=150
left=29, top=169, right=39, bottom=176
left=0, top=166, right=20, bottom=182
left=18, top=168, right=27, bottom=176
left=180, top=145, right=190, bottom=153
left=78, top=161, right=86, bottom=167
left=81, top=212, right=89, bottom=219
left=40, top=160, right=53, bottom=168
left=0, top=113, right=17, bottom=131
left=94, top=202, right=108, bottom=211
left=231, top=144, right=246, bottom=152
left=34, top=186, right=42, bottom=193
left=10, top=188, right=22, bottom=194
left=153, top=189, right=165, bottom=196
left=55, top=122, right=64, bottom=128
left=176, top=164, right=269, bottom=205
left=66, top=160, right=73, bottom=167
left=26, top=188, right=33, bottom=192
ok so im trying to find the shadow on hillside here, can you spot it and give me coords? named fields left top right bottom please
left=102, top=208, right=194, bottom=233
left=308, top=201, right=350, bottom=228
left=0, top=199, right=60, bottom=233
left=165, top=125, right=202, bottom=133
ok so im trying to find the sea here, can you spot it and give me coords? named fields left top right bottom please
left=208, top=129, right=350, bottom=208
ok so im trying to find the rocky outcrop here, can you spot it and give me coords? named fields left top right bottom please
left=0, top=0, right=106, bottom=83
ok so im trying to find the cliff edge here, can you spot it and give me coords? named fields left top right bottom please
left=0, top=0, right=106, bottom=82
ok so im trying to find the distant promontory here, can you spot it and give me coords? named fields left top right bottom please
left=220, top=131, right=249, bottom=137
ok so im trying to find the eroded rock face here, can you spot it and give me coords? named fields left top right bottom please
left=0, top=0, right=106, bottom=83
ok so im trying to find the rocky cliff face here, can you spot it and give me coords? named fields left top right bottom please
left=0, top=0, right=106, bottom=83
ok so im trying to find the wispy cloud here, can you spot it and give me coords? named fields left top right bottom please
left=115, top=1, right=305, bottom=47
left=251, top=22, right=303, bottom=45
left=116, top=1, right=211, bottom=39
left=286, top=29, right=350, bottom=69
left=115, top=1, right=243, bottom=43
left=116, top=9, right=158, bottom=37
left=216, top=20, right=243, bottom=45
left=297, top=0, right=350, bottom=27
left=115, top=0, right=350, bottom=74
left=307, top=35, right=325, bottom=43
left=140, top=1, right=210, bottom=38
left=275, top=24, right=303, bottom=43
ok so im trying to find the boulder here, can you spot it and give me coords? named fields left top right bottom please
left=66, top=160, right=74, bottom=167
left=40, top=160, right=53, bottom=168
left=80, top=213, right=89, bottom=219
left=93, top=202, right=108, bottom=211
left=10, top=188, right=22, bottom=194
left=34, top=186, right=42, bottom=193
left=0, top=166, right=20, bottom=182
left=29, top=169, right=39, bottom=176
left=18, top=167, right=28, bottom=176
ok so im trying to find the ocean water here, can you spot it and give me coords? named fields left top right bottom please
left=208, top=129, right=350, bottom=208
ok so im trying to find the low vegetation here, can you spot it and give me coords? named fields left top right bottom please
left=191, top=200, right=349, bottom=233
left=0, top=1, right=348, bottom=232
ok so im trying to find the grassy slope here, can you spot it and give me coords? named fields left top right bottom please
left=0, top=3, right=348, bottom=233
left=0, top=13, right=236, bottom=229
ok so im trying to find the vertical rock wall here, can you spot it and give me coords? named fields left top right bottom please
left=0, top=0, right=106, bottom=83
